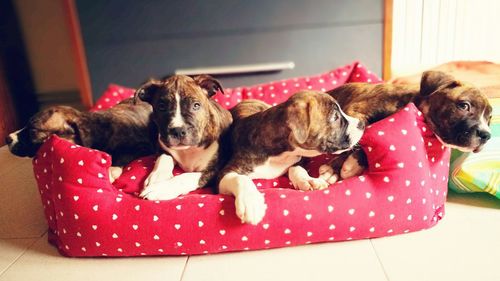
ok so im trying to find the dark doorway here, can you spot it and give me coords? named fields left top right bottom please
left=0, top=0, right=39, bottom=145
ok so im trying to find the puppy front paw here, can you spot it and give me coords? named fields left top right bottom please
left=108, top=166, right=123, bottom=183
left=140, top=183, right=180, bottom=201
left=318, top=164, right=340, bottom=184
left=140, top=172, right=202, bottom=201
left=340, top=154, right=366, bottom=179
left=235, top=189, right=267, bottom=225
left=293, top=177, right=329, bottom=191
left=143, top=170, right=173, bottom=188
left=144, top=154, right=175, bottom=187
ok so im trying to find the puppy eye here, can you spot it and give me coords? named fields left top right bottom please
left=457, top=101, right=471, bottom=112
left=192, top=102, right=201, bottom=111
left=157, top=102, right=167, bottom=111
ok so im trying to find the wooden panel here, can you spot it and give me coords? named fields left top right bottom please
left=85, top=23, right=382, bottom=93
left=383, top=0, right=393, bottom=80
left=76, top=0, right=383, bottom=99
left=62, top=0, right=93, bottom=109
left=76, top=0, right=382, bottom=44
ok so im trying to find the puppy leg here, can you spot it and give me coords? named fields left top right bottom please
left=288, top=165, right=328, bottom=191
left=219, top=172, right=267, bottom=225
left=108, top=166, right=123, bottom=183
left=340, top=149, right=368, bottom=179
left=144, top=154, right=175, bottom=187
left=318, top=151, right=350, bottom=184
left=140, top=172, right=202, bottom=200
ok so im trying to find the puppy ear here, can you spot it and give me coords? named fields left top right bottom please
left=61, top=112, right=91, bottom=146
left=135, top=79, right=163, bottom=103
left=287, top=99, right=313, bottom=144
left=193, top=74, right=224, bottom=97
left=420, top=71, right=462, bottom=97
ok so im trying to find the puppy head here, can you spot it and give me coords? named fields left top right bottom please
left=6, top=106, right=82, bottom=157
left=135, top=74, right=225, bottom=149
left=418, top=71, right=492, bottom=152
left=286, top=91, right=365, bottom=154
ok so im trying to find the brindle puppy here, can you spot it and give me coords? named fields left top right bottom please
left=217, top=91, right=364, bottom=225
left=136, top=75, right=233, bottom=200
left=319, top=71, right=492, bottom=183
left=6, top=98, right=156, bottom=181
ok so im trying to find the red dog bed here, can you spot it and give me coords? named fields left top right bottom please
left=33, top=62, right=450, bottom=257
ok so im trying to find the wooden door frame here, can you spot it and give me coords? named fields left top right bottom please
left=383, top=0, right=393, bottom=81
left=61, top=0, right=93, bottom=109
left=0, top=59, right=18, bottom=145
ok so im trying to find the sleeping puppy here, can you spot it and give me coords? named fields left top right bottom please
left=136, top=75, right=232, bottom=200
left=217, top=91, right=364, bottom=225
left=6, top=98, right=156, bottom=181
left=319, top=71, right=493, bottom=183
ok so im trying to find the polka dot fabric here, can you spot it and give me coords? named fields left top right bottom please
left=33, top=62, right=450, bottom=257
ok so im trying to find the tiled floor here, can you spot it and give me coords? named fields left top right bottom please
left=1, top=145, right=499, bottom=281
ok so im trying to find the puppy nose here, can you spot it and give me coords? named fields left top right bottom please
left=477, top=129, right=491, bottom=142
left=5, top=135, right=13, bottom=145
left=169, top=127, right=187, bottom=139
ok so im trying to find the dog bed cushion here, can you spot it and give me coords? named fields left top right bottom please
left=33, top=62, right=451, bottom=257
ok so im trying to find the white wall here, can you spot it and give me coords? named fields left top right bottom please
left=391, top=0, right=500, bottom=77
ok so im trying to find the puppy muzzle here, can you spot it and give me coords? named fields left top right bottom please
left=347, top=118, right=365, bottom=147
left=158, top=131, right=195, bottom=150
left=6, top=139, right=37, bottom=157
left=168, top=127, right=187, bottom=140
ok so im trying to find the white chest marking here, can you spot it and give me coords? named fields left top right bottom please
left=162, top=140, right=218, bottom=172
left=170, top=92, right=185, bottom=127
left=248, top=148, right=321, bottom=180
left=435, top=135, right=473, bottom=152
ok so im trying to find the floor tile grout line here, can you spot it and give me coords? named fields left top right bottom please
left=179, top=255, right=190, bottom=281
left=0, top=236, right=40, bottom=277
left=369, top=239, right=391, bottom=281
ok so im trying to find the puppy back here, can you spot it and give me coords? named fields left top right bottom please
left=230, top=99, right=272, bottom=121
left=327, top=83, right=419, bottom=123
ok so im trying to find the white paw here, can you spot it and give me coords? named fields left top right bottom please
left=144, top=170, right=173, bottom=188
left=139, top=183, right=179, bottom=200
left=235, top=188, right=267, bottom=225
left=140, top=172, right=201, bottom=200
left=144, top=154, right=175, bottom=187
left=340, top=155, right=365, bottom=179
left=319, top=164, right=339, bottom=184
left=108, top=166, right=123, bottom=183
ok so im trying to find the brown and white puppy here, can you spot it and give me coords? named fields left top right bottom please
left=136, top=75, right=232, bottom=200
left=319, top=70, right=493, bottom=183
left=217, top=91, right=365, bottom=225
left=6, top=98, right=156, bottom=181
